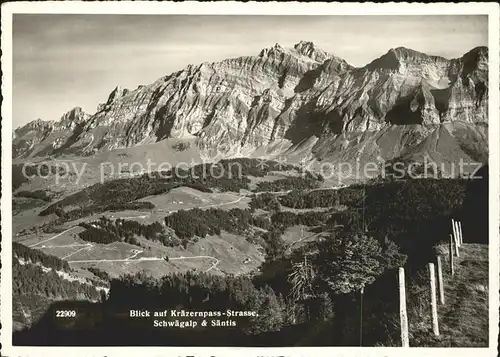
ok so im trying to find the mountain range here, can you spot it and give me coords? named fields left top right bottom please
left=13, top=41, right=489, bottom=177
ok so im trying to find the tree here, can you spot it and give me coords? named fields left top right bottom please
left=244, top=285, right=285, bottom=335
left=264, top=229, right=285, bottom=261
left=268, top=197, right=281, bottom=213
left=379, top=236, right=407, bottom=270
left=288, top=255, right=315, bottom=301
left=462, top=164, right=488, bottom=243
left=313, top=233, right=385, bottom=296
left=308, top=232, right=399, bottom=344
left=288, top=255, right=317, bottom=321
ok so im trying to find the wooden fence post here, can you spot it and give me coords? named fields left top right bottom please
left=451, top=219, right=455, bottom=244
left=449, top=234, right=455, bottom=276
left=452, top=219, right=460, bottom=248
left=428, top=263, right=440, bottom=336
left=458, top=221, right=463, bottom=245
left=452, top=222, right=460, bottom=257
left=436, top=256, right=445, bottom=305
left=398, top=267, right=409, bottom=347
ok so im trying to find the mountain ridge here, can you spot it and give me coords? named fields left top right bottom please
left=14, top=43, right=487, bottom=132
left=13, top=42, right=488, bottom=178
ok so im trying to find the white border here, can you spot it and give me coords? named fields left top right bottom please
left=1, top=2, right=499, bottom=356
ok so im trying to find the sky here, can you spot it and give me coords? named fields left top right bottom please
left=13, top=15, right=488, bottom=128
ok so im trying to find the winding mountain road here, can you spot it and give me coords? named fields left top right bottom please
left=157, top=195, right=247, bottom=214
left=68, top=254, right=220, bottom=273
left=29, top=226, right=79, bottom=248
left=61, top=244, right=92, bottom=260
left=30, top=188, right=334, bottom=274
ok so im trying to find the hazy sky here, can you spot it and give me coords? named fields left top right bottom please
left=13, top=15, right=487, bottom=128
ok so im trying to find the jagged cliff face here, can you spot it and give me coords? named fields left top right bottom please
left=81, top=41, right=351, bottom=155
left=13, top=107, right=89, bottom=159
left=13, top=42, right=488, bottom=171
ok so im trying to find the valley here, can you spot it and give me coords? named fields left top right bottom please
left=13, top=160, right=337, bottom=282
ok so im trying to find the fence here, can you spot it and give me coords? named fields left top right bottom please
left=397, top=219, right=463, bottom=346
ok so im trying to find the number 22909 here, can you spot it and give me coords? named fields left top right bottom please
left=55, top=310, right=76, bottom=318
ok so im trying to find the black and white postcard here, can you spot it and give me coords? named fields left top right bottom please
left=1, top=2, right=499, bottom=356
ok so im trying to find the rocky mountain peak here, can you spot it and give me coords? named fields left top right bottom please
left=363, top=46, right=450, bottom=74
left=390, top=46, right=424, bottom=58
left=106, top=85, right=130, bottom=105
left=14, top=118, right=53, bottom=138
left=293, top=40, right=331, bottom=62
left=23, top=118, right=48, bottom=129
left=258, top=43, right=287, bottom=58
left=55, top=107, right=89, bottom=130
left=460, top=46, right=488, bottom=68
left=468, top=46, right=488, bottom=58
left=257, top=41, right=333, bottom=63
left=452, top=46, right=489, bottom=85
left=294, top=40, right=317, bottom=53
